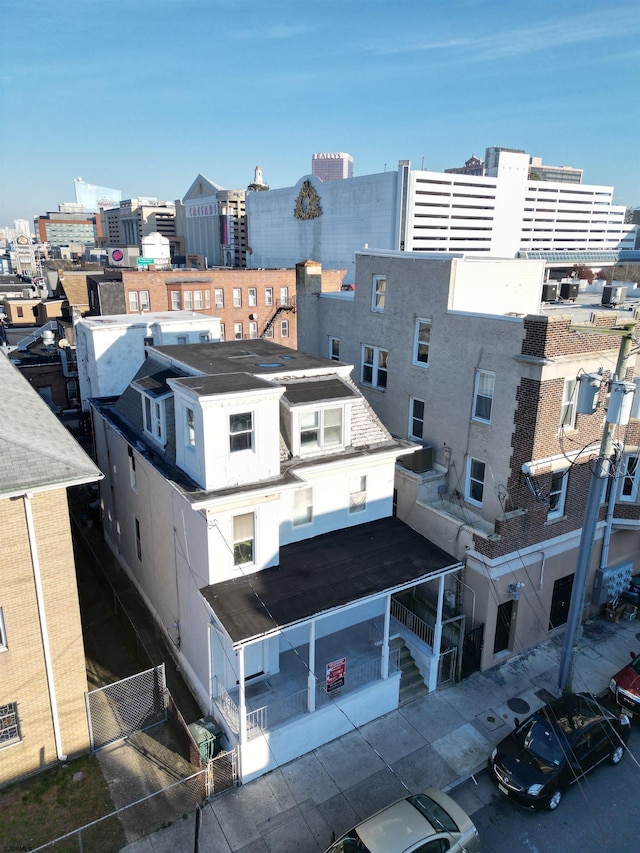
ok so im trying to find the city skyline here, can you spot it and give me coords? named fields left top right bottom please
left=2, top=0, right=639, bottom=226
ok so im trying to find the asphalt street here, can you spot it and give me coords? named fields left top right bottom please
left=453, top=723, right=639, bottom=853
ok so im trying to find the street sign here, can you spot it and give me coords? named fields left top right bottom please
left=136, top=257, right=154, bottom=267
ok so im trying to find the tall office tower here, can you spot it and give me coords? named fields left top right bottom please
left=312, top=152, right=353, bottom=181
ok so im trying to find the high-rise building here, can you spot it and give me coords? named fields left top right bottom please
left=74, top=178, right=122, bottom=212
left=312, top=152, right=353, bottom=181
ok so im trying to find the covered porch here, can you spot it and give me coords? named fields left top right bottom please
left=201, top=517, right=462, bottom=782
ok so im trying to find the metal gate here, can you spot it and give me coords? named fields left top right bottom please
left=437, top=647, right=457, bottom=686
left=85, top=664, right=167, bottom=751
left=461, top=624, right=484, bottom=678
left=207, top=747, right=239, bottom=796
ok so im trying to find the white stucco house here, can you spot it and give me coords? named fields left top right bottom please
left=75, top=311, right=221, bottom=410
left=89, top=339, right=462, bottom=782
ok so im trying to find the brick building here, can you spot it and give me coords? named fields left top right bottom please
left=0, top=355, right=102, bottom=786
left=297, top=250, right=640, bottom=672
left=86, top=262, right=345, bottom=349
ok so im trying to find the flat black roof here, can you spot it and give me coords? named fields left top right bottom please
left=200, top=517, right=459, bottom=645
left=152, top=339, right=341, bottom=377
left=170, top=373, right=278, bottom=396
left=283, top=377, right=357, bottom=405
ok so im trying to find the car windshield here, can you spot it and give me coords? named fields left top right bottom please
left=409, top=794, right=459, bottom=833
left=518, top=718, right=566, bottom=766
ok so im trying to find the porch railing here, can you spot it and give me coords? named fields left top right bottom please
left=391, top=598, right=435, bottom=648
left=220, top=651, right=400, bottom=740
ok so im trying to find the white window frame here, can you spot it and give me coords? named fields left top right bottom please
left=349, top=475, right=367, bottom=514
left=219, top=324, right=225, bottom=340
left=560, top=377, right=577, bottom=430
left=465, top=456, right=485, bottom=507
left=293, top=487, right=313, bottom=527
left=183, top=291, right=193, bottom=311
left=0, top=702, right=20, bottom=747
left=229, top=411, right=253, bottom=452
left=412, top=319, right=431, bottom=367
left=249, top=321, right=258, bottom=339
left=214, top=288, right=224, bottom=308
left=280, top=319, right=289, bottom=337
left=234, top=322, right=243, bottom=340
left=280, top=286, right=289, bottom=305
left=409, top=397, right=425, bottom=440
left=142, top=393, right=168, bottom=445
left=140, top=290, right=150, bottom=311
left=193, top=290, right=203, bottom=310
left=265, top=287, right=273, bottom=307
left=233, top=288, right=242, bottom=308
left=205, top=290, right=210, bottom=308
left=547, top=469, right=569, bottom=519
left=186, top=406, right=195, bottom=447
left=171, top=291, right=180, bottom=310
left=128, top=291, right=139, bottom=311
left=298, top=407, right=343, bottom=452
left=329, top=337, right=340, bottom=361
left=472, top=370, right=495, bottom=423
left=371, top=275, right=386, bottom=313
left=248, top=288, right=257, bottom=307
left=0, top=608, right=7, bottom=652
left=620, top=454, right=640, bottom=503
left=361, top=344, right=388, bottom=389
left=233, top=513, right=255, bottom=566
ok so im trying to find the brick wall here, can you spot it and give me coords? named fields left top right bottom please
left=0, top=491, right=89, bottom=787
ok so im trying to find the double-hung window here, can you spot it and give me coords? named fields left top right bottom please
left=0, top=702, right=20, bottom=747
left=465, top=457, right=485, bottom=506
left=233, top=513, right=254, bottom=566
left=234, top=322, right=243, bottom=340
left=142, top=394, right=167, bottom=444
left=620, top=455, right=640, bottom=502
left=371, top=275, right=386, bottom=313
left=214, top=289, right=224, bottom=308
left=171, top=291, right=181, bottom=310
left=249, top=321, right=258, bottom=339
left=362, top=345, right=388, bottom=389
left=413, top=320, right=431, bottom=367
left=293, top=487, right=313, bottom=527
left=128, top=291, right=139, bottom=311
left=547, top=469, right=568, bottom=519
left=230, top=412, right=253, bottom=452
left=186, top=407, right=195, bottom=447
left=248, top=288, right=257, bottom=307
left=205, top=290, right=210, bottom=308
left=280, top=287, right=289, bottom=305
left=194, top=290, right=203, bottom=310
left=281, top=319, right=289, bottom=337
left=140, top=290, right=150, bottom=311
left=265, top=287, right=273, bottom=307
left=560, top=378, right=577, bottom=429
left=409, top=397, right=425, bottom=440
left=472, top=370, right=495, bottom=423
left=183, top=291, right=193, bottom=310
left=349, top=475, right=367, bottom=513
left=233, top=288, right=242, bottom=308
left=299, top=408, right=343, bottom=451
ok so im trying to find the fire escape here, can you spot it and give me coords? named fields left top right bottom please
left=260, top=296, right=296, bottom=338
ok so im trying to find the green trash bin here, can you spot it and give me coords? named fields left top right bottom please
left=188, top=716, right=223, bottom=761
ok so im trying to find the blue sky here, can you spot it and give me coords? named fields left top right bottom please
left=2, top=0, right=639, bottom=225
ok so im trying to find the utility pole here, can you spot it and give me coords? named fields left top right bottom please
left=558, top=322, right=637, bottom=693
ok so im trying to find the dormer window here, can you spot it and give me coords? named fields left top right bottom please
left=142, top=394, right=168, bottom=445
left=300, top=407, right=343, bottom=451
left=230, top=412, right=253, bottom=452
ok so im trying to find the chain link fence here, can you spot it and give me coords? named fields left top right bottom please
left=85, top=665, right=167, bottom=752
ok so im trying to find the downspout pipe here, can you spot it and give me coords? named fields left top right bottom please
left=23, top=493, right=67, bottom=762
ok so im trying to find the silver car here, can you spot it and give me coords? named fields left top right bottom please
left=324, top=787, right=481, bottom=853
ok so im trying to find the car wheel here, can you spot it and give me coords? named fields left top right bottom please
left=547, top=790, right=562, bottom=811
left=611, top=744, right=624, bottom=764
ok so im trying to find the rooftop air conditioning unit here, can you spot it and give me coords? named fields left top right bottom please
left=22, top=288, right=33, bottom=298
left=602, top=285, right=627, bottom=307
left=541, top=282, right=558, bottom=302
left=402, top=445, right=434, bottom=473
left=560, top=281, right=579, bottom=301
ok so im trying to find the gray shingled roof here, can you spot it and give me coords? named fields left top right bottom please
left=0, top=355, right=102, bottom=498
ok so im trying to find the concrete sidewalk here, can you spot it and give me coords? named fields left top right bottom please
left=122, top=615, right=640, bottom=853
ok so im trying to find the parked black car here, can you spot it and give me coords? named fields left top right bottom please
left=488, top=693, right=630, bottom=811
